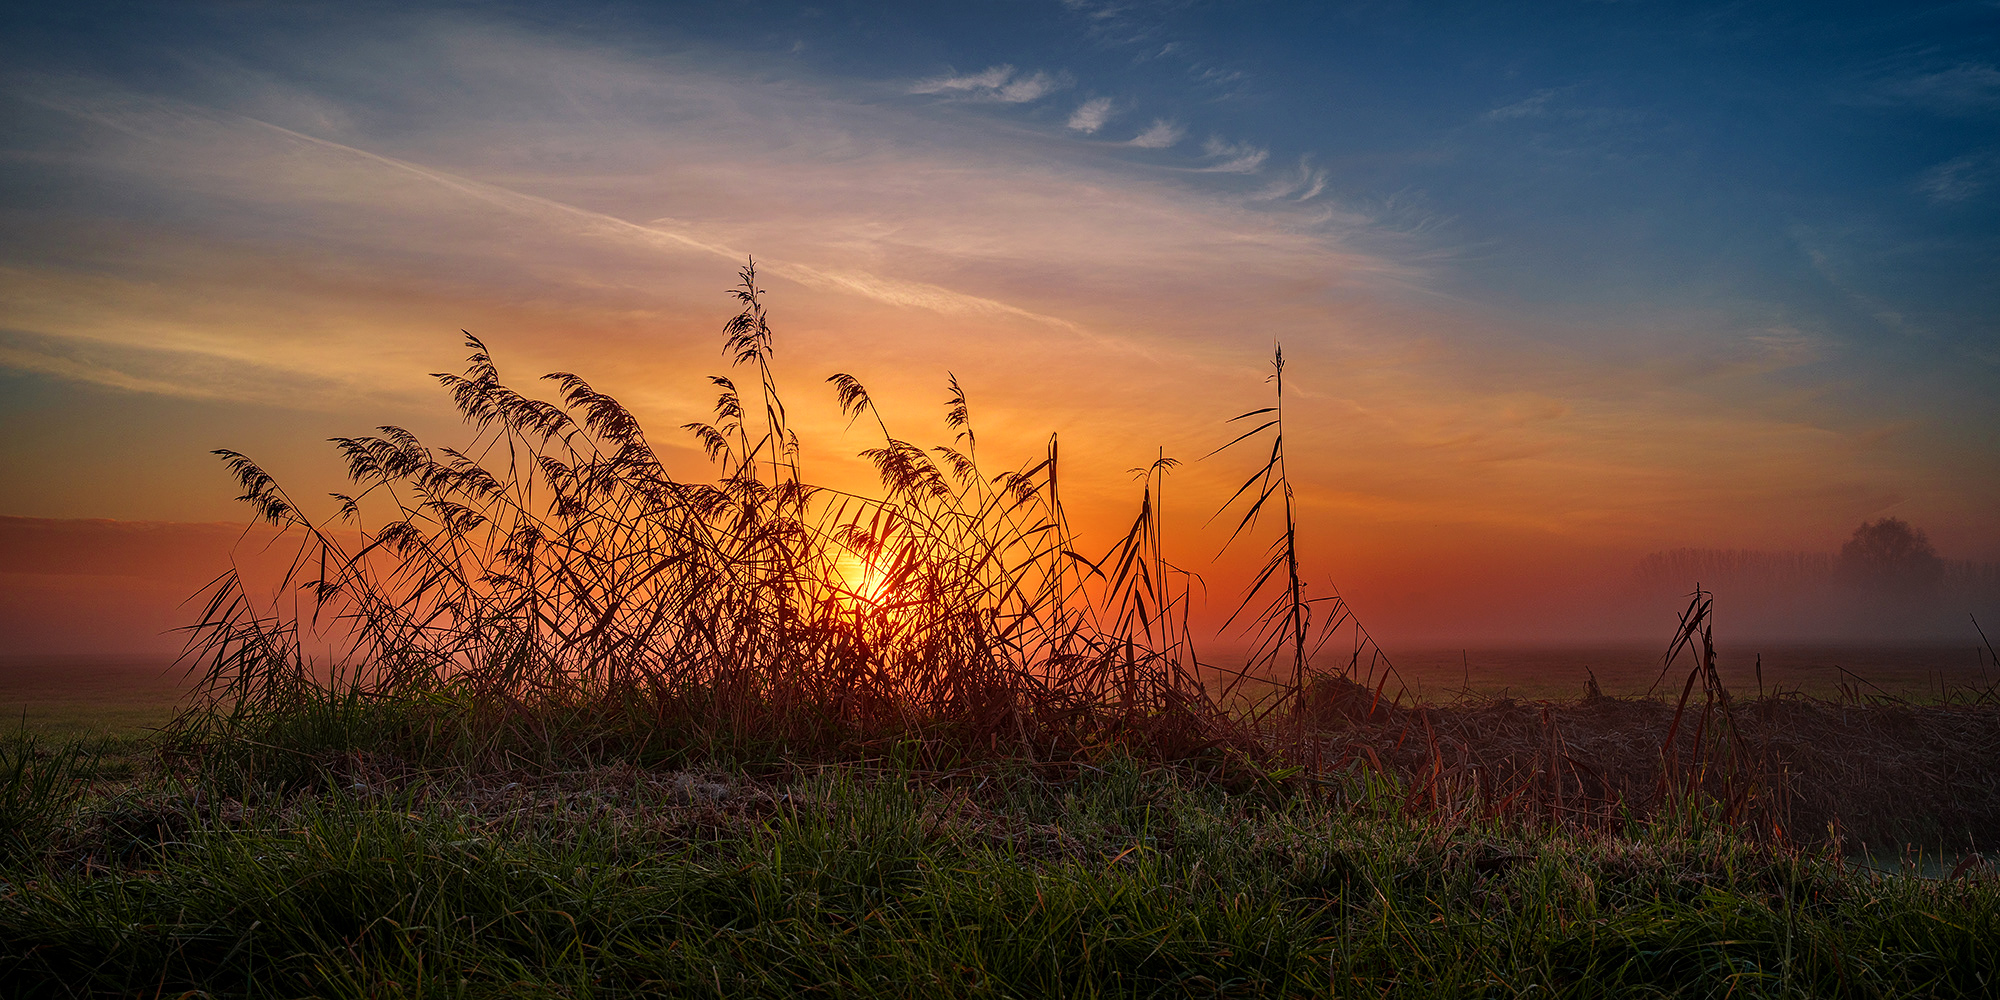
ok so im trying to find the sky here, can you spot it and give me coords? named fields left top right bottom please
left=2, top=1, right=1997, bottom=651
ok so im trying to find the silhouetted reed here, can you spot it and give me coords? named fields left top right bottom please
left=175, top=262, right=1256, bottom=765
left=171, top=260, right=1982, bottom=848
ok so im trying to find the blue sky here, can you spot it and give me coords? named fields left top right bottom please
left=1, top=1, right=1996, bottom=639
left=12, top=2, right=1997, bottom=327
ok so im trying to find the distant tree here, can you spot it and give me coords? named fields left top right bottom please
left=1837, top=517, right=1944, bottom=593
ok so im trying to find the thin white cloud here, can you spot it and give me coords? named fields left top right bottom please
left=909, top=65, right=1070, bottom=103
left=909, top=65, right=1015, bottom=95
left=1252, top=156, right=1328, bottom=201
left=1200, top=136, right=1268, bottom=173
left=0, top=336, right=239, bottom=402
left=1067, top=96, right=1115, bottom=133
left=7, top=52, right=1424, bottom=423
left=1128, top=118, right=1184, bottom=148
left=1484, top=89, right=1556, bottom=121
left=0, top=326, right=396, bottom=408
left=228, top=113, right=1091, bottom=331
left=1916, top=152, right=1996, bottom=203
left=1875, top=62, right=2000, bottom=112
left=1060, top=0, right=1127, bottom=20
left=998, top=70, right=1067, bottom=103
left=1058, top=0, right=1173, bottom=51
left=1190, top=65, right=1246, bottom=88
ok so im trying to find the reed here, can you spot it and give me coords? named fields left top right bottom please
left=173, top=261, right=1250, bottom=770
left=1207, top=345, right=1394, bottom=722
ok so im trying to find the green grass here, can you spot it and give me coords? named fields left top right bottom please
left=4, top=742, right=1996, bottom=998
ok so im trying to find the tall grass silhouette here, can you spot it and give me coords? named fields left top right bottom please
left=1210, top=346, right=1394, bottom=720
left=176, top=261, right=1381, bottom=762
left=140, top=261, right=2000, bottom=847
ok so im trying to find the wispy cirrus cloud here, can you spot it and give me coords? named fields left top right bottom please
left=910, top=64, right=1070, bottom=103
left=1067, top=96, right=1115, bottom=133
left=1199, top=135, right=1267, bottom=173
left=1, top=26, right=1421, bottom=443
left=1872, top=62, right=2000, bottom=112
left=998, top=70, right=1069, bottom=102
left=1127, top=118, right=1183, bottom=148
left=1916, top=151, right=1998, bottom=203
left=1252, top=157, right=1327, bottom=201
left=1484, top=89, right=1557, bottom=121
left=0, top=324, right=385, bottom=408
left=1058, top=0, right=1171, bottom=50
left=1188, top=64, right=1247, bottom=91
left=909, top=64, right=1012, bottom=94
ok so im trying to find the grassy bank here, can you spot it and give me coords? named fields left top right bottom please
left=5, top=736, right=1998, bottom=999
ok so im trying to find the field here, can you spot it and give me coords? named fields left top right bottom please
left=4, top=716, right=1998, bottom=998
left=0, top=657, right=186, bottom=738
left=7, top=647, right=1998, bottom=996
left=6, top=268, right=1999, bottom=996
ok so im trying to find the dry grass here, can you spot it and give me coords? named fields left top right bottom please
left=1289, top=598, right=2000, bottom=850
left=1295, top=691, right=2000, bottom=850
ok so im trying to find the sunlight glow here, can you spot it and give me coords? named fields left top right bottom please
left=831, top=552, right=896, bottom=609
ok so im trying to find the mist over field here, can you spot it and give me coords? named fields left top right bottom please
left=6, top=512, right=1994, bottom=659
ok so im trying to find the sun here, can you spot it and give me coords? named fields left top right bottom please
left=831, top=552, right=896, bottom=609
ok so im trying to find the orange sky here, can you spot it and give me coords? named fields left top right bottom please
left=4, top=6, right=1997, bottom=654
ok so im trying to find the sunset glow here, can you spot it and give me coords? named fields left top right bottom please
left=831, top=552, right=897, bottom=610
left=2, top=1, right=1996, bottom=653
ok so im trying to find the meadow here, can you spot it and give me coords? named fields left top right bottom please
left=4, top=262, right=1997, bottom=997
